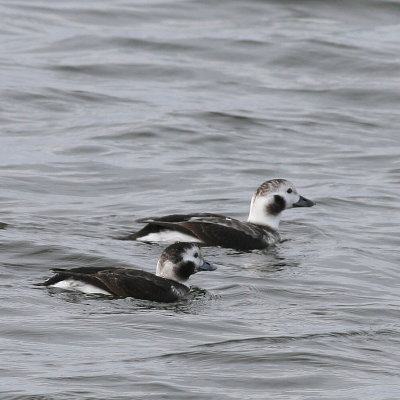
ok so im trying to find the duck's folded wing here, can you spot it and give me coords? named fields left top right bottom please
left=42, top=268, right=184, bottom=302
left=95, top=269, right=185, bottom=302
left=53, top=266, right=119, bottom=275
left=40, top=268, right=114, bottom=293
left=136, top=213, right=227, bottom=223
left=121, top=213, right=226, bottom=240
left=141, top=217, right=269, bottom=250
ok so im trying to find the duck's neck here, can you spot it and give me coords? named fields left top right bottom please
left=247, top=196, right=281, bottom=231
left=156, top=260, right=187, bottom=284
left=156, top=260, right=171, bottom=279
left=247, top=213, right=281, bottom=231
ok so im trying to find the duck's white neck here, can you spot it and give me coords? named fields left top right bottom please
left=156, top=260, right=173, bottom=279
left=247, top=195, right=281, bottom=231
left=156, top=260, right=186, bottom=284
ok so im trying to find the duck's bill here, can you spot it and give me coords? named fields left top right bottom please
left=199, top=261, right=217, bottom=271
left=293, top=196, right=315, bottom=208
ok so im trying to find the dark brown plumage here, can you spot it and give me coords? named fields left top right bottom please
left=122, top=213, right=280, bottom=251
left=40, top=267, right=188, bottom=302
left=121, top=179, right=315, bottom=250
left=38, top=243, right=216, bottom=303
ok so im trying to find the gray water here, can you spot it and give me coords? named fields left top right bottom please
left=1, top=0, right=400, bottom=399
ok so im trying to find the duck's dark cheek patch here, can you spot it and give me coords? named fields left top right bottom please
left=267, top=195, right=286, bottom=215
left=176, top=261, right=196, bottom=281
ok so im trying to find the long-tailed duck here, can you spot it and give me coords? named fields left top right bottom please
left=38, top=243, right=216, bottom=302
left=122, top=179, right=315, bottom=251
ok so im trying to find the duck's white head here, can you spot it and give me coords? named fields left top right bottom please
left=247, top=179, right=315, bottom=230
left=156, top=242, right=217, bottom=284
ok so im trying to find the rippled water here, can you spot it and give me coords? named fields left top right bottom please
left=1, top=0, right=400, bottom=399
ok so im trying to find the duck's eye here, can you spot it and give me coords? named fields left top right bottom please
left=287, top=188, right=293, bottom=194
left=194, top=252, right=199, bottom=258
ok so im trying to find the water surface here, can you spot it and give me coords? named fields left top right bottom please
left=0, top=0, right=400, bottom=399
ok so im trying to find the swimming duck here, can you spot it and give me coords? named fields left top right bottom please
left=39, top=243, right=216, bottom=302
left=123, top=179, right=315, bottom=251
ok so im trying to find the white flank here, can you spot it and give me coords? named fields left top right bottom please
left=50, top=279, right=111, bottom=295
left=136, top=231, right=202, bottom=243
